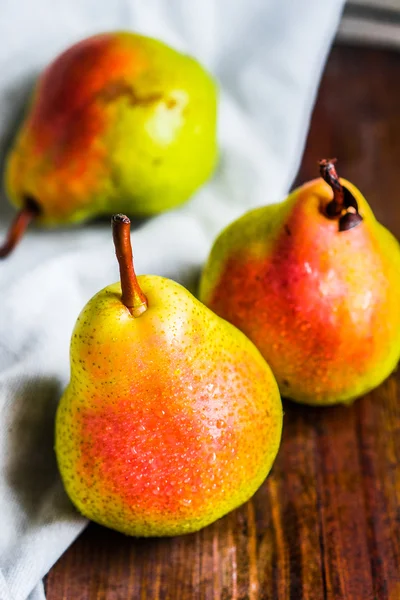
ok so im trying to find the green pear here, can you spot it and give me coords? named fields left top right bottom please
left=1, top=32, right=217, bottom=257
left=55, top=215, right=282, bottom=536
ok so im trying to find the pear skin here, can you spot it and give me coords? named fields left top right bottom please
left=200, top=162, right=400, bottom=406
left=1, top=32, right=217, bottom=256
left=55, top=216, right=282, bottom=536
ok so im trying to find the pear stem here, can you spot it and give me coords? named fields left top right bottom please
left=318, top=158, right=363, bottom=231
left=319, top=158, right=344, bottom=217
left=0, top=197, right=40, bottom=259
left=112, top=214, right=148, bottom=317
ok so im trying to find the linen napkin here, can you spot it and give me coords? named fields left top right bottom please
left=0, top=1, right=345, bottom=598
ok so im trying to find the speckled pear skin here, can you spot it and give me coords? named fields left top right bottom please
left=5, top=32, right=217, bottom=225
left=199, top=178, right=400, bottom=406
left=55, top=275, right=282, bottom=536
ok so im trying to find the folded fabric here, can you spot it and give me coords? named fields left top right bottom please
left=0, top=1, right=345, bottom=598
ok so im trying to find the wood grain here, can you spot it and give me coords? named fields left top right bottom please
left=45, top=44, right=400, bottom=600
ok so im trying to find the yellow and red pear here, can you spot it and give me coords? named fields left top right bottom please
left=200, top=160, right=400, bottom=406
left=1, top=31, right=217, bottom=257
left=55, top=215, right=282, bottom=536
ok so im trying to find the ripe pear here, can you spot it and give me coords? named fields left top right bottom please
left=1, top=32, right=217, bottom=257
left=200, top=160, right=400, bottom=406
left=55, top=215, right=282, bottom=537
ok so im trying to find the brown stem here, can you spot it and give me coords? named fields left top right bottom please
left=319, top=158, right=344, bottom=217
left=0, top=197, right=40, bottom=259
left=318, top=158, right=363, bottom=231
left=112, top=214, right=148, bottom=317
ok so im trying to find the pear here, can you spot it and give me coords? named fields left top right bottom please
left=55, top=214, right=282, bottom=537
left=1, top=32, right=217, bottom=257
left=200, top=159, right=400, bottom=406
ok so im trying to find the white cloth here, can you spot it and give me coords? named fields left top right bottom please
left=0, top=1, right=345, bottom=598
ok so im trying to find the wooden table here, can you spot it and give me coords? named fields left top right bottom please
left=45, top=44, right=400, bottom=599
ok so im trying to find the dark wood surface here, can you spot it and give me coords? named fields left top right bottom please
left=45, top=44, right=400, bottom=600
